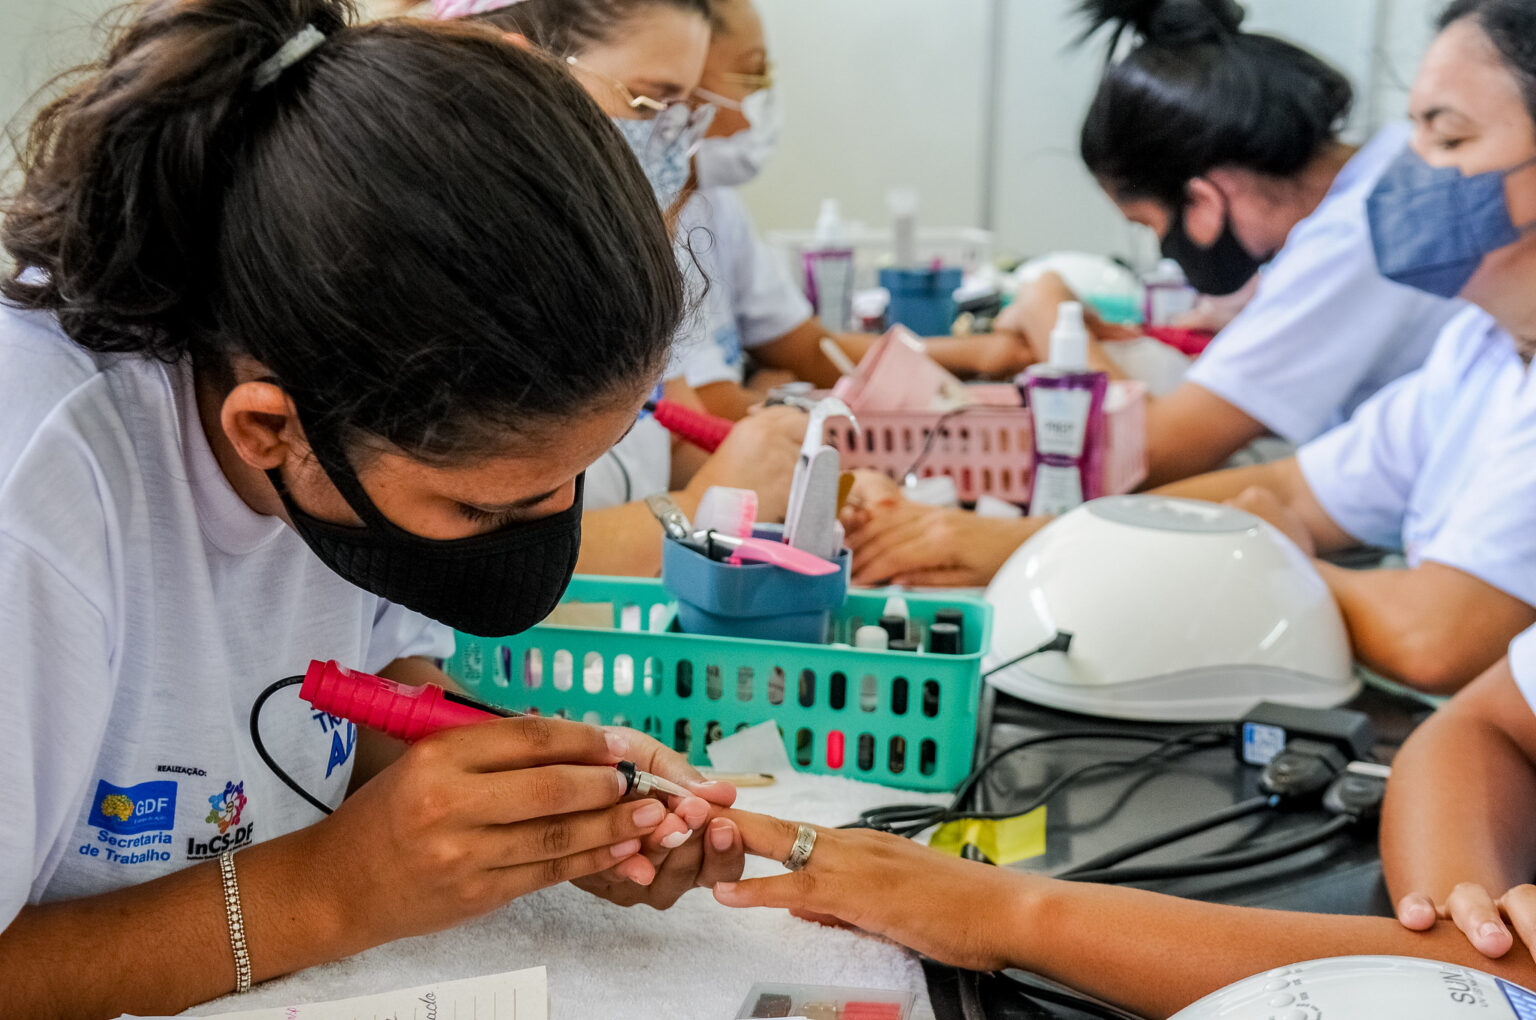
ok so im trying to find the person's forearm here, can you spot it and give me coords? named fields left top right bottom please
left=578, top=491, right=697, bottom=577
left=0, top=827, right=352, bottom=1017
left=1317, top=564, right=1527, bottom=693
left=1008, top=877, right=1536, bottom=1018
left=1382, top=706, right=1536, bottom=903
left=1152, top=462, right=1284, bottom=503
left=696, top=381, right=771, bottom=422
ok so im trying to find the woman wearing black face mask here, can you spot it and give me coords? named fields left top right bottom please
left=991, top=0, right=1466, bottom=489
left=0, top=2, right=743, bottom=1014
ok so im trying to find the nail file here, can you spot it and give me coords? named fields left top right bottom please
left=819, top=336, right=860, bottom=378
left=785, top=446, right=842, bottom=560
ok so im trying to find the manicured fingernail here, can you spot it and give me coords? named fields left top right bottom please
left=1482, top=922, right=1507, bottom=940
left=610, top=838, right=641, bottom=859
left=710, top=821, right=734, bottom=851
left=634, top=801, right=666, bottom=827
left=616, top=857, right=653, bottom=885
left=689, top=778, right=724, bottom=789
left=605, top=731, right=628, bottom=758
left=661, top=829, right=692, bottom=849
left=715, top=881, right=737, bottom=896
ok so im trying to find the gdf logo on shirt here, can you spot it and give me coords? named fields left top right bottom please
left=87, top=779, right=177, bottom=835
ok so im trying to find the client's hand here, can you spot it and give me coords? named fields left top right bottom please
left=685, top=405, right=807, bottom=524
left=1396, top=883, right=1536, bottom=960
left=1225, top=486, right=1316, bottom=557
left=846, top=501, right=1041, bottom=587
left=839, top=470, right=904, bottom=534
left=572, top=728, right=744, bottom=909
left=712, top=810, right=1022, bottom=972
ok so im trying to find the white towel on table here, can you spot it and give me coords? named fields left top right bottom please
left=187, top=774, right=948, bottom=1019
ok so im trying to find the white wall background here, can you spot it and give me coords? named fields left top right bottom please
left=743, top=0, right=1447, bottom=265
left=0, top=0, right=1451, bottom=265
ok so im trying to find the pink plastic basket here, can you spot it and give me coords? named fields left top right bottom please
left=825, top=381, right=1147, bottom=505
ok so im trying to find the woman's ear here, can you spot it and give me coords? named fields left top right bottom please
left=1181, top=176, right=1228, bottom=249
left=501, top=31, right=531, bottom=49
left=220, top=381, right=301, bottom=472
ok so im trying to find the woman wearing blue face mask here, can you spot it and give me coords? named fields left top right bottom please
left=986, top=0, right=1468, bottom=488
left=702, top=6, right=1536, bottom=1014
left=851, top=0, right=1536, bottom=694
left=673, top=0, right=1045, bottom=422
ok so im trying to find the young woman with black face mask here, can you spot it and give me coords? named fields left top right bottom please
left=984, top=0, right=1466, bottom=489
left=0, top=2, right=745, bottom=1013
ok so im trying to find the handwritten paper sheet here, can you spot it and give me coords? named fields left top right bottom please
left=118, top=966, right=547, bottom=1020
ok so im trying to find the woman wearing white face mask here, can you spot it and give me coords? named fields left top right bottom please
left=436, top=0, right=815, bottom=579
left=674, top=0, right=1045, bottom=422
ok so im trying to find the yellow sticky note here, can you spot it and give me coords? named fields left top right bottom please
left=928, top=807, right=1047, bottom=866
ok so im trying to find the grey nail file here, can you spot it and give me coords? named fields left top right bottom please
left=784, top=445, right=842, bottom=560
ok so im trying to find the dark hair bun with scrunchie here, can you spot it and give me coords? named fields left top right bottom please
left=1075, top=0, right=1352, bottom=208
left=1078, top=0, right=1243, bottom=49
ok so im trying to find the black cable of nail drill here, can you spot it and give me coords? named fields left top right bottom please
left=250, top=674, right=335, bottom=816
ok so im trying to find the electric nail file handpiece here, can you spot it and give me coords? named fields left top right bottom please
left=299, top=659, right=691, bottom=798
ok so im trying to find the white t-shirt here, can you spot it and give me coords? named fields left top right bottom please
left=1187, top=123, right=1464, bottom=444
left=0, top=305, right=453, bottom=932
left=1297, top=307, right=1536, bottom=608
left=676, top=187, right=814, bottom=389
left=1508, top=626, right=1536, bottom=713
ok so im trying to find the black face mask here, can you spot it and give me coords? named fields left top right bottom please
left=1160, top=203, right=1264, bottom=297
left=268, top=436, right=583, bottom=639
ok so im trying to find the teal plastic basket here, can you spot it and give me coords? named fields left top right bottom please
left=442, top=576, right=993, bottom=792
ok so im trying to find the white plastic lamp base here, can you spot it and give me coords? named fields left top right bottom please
left=1172, top=955, right=1536, bottom=1018
left=983, top=496, right=1358, bottom=722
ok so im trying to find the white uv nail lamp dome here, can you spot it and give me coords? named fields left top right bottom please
left=1171, top=956, right=1536, bottom=1019
left=983, top=495, right=1358, bottom=722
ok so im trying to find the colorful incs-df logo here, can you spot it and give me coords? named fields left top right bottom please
left=205, top=781, right=247, bottom=835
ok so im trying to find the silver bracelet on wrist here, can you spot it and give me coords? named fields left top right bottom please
left=218, top=850, right=252, bottom=993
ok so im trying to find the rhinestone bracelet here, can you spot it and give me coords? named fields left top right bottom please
left=218, top=851, right=252, bottom=993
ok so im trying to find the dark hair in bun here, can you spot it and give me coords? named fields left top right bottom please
left=1076, top=0, right=1353, bottom=209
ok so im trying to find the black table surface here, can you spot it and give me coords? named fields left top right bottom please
left=924, top=682, right=1437, bottom=1019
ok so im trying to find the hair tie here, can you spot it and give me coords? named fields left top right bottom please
left=253, top=24, right=327, bottom=90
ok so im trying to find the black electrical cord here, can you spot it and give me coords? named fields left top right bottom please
left=250, top=674, right=334, bottom=817
left=849, top=727, right=1232, bottom=838
left=1061, top=814, right=1354, bottom=885
left=1053, top=794, right=1277, bottom=878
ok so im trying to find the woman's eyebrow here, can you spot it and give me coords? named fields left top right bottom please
left=468, top=487, right=562, bottom=513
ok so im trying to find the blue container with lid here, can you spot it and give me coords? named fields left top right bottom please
left=880, top=265, right=964, bottom=337
left=661, top=525, right=850, bottom=644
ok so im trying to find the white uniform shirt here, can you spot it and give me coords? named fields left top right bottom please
left=1509, top=626, right=1536, bottom=713
left=0, top=306, right=453, bottom=931
left=1297, top=307, right=1536, bottom=608
left=676, top=187, right=813, bottom=389
left=1187, top=123, right=1464, bottom=443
